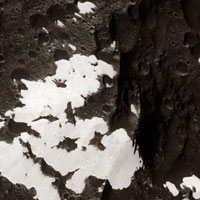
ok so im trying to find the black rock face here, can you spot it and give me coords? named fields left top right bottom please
left=0, top=0, right=200, bottom=199
left=98, top=0, right=200, bottom=198
left=0, top=176, right=36, bottom=200
left=115, top=0, right=200, bottom=177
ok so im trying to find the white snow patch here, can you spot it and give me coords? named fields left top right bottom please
left=68, top=44, right=77, bottom=51
left=74, top=13, right=82, bottom=18
left=73, top=17, right=77, bottom=22
left=110, top=41, right=116, bottom=50
left=163, top=181, right=179, bottom=197
left=65, top=128, right=142, bottom=193
left=0, top=53, right=143, bottom=196
left=88, top=55, right=97, bottom=65
left=77, top=2, right=96, bottom=14
left=0, top=115, right=5, bottom=129
left=181, top=175, right=200, bottom=199
left=0, top=121, right=4, bottom=129
left=56, top=20, right=65, bottom=28
left=6, top=117, right=142, bottom=194
left=0, top=137, right=59, bottom=200
left=6, top=54, right=116, bottom=121
left=42, top=27, right=48, bottom=33
left=98, top=186, right=104, bottom=193
left=130, top=104, right=139, bottom=117
left=105, top=83, right=113, bottom=88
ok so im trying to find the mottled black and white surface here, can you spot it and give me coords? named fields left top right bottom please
left=1, top=0, right=200, bottom=200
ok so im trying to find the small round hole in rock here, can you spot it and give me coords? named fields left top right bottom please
left=66, top=3, right=78, bottom=15
left=17, top=27, right=25, bottom=35
left=18, top=59, right=26, bottom=65
left=28, top=51, right=37, bottom=58
left=0, top=54, right=5, bottom=63
left=102, top=75, right=113, bottom=88
left=102, top=104, right=113, bottom=114
left=89, top=26, right=95, bottom=34
left=175, top=62, right=189, bottom=76
left=165, top=99, right=173, bottom=110
left=130, top=0, right=137, bottom=4
left=54, top=49, right=70, bottom=61
left=18, top=82, right=28, bottom=91
left=47, top=4, right=65, bottom=21
left=183, top=32, right=196, bottom=47
left=128, top=5, right=138, bottom=19
left=191, top=45, right=200, bottom=58
left=29, top=187, right=37, bottom=197
left=29, top=14, right=49, bottom=28
left=38, top=31, right=50, bottom=45
left=60, top=32, right=70, bottom=40
left=11, top=68, right=30, bottom=80
left=139, top=62, right=150, bottom=76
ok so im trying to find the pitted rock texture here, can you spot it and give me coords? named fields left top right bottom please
left=0, top=0, right=200, bottom=199
left=111, top=0, right=200, bottom=198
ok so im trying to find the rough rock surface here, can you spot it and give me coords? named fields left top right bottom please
left=0, top=0, right=200, bottom=199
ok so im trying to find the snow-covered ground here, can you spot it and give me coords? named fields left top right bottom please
left=77, top=2, right=96, bottom=14
left=164, top=175, right=200, bottom=199
left=0, top=53, right=143, bottom=199
left=0, top=115, right=5, bottom=129
left=163, top=181, right=179, bottom=197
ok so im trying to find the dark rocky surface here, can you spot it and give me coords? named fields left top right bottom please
left=0, top=0, right=200, bottom=199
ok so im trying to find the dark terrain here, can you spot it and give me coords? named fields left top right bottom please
left=0, top=0, right=200, bottom=199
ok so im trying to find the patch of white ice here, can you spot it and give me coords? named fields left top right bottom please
left=65, top=128, right=143, bottom=193
left=181, top=175, right=200, bottom=199
left=0, top=53, right=142, bottom=197
left=130, top=104, right=140, bottom=117
left=77, top=2, right=96, bottom=14
left=56, top=20, right=65, bottom=28
left=0, top=115, right=5, bottom=129
left=163, top=181, right=179, bottom=197
left=0, top=137, right=59, bottom=200
left=6, top=54, right=116, bottom=122
left=68, top=44, right=77, bottom=51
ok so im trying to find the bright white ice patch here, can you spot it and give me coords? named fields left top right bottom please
left=6, top=54, right=116, bottom=123
left=68, top=44, right=77, bottom=51
left=181, top=175, right=200, bottom=199
left=110, top=41, right=116, bottom=50
left=0, top=138, right=59, bottom=200
left=65, top=128, right=142, bottom=193
left=130, top=104, right=140, bottom=117
left=0, top=54, right=142, bottom=198
left=0, top=121, right=4, bottom=129
left=77, top=2, right=96, bottom=14
left=55, top=20, right=65, bottom=28
left=163, top=181, right=179, bottom=197
left=0, top=115, right=5, bottom=129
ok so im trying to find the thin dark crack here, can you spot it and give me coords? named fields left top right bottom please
left=32, top=115, right=59, bottom=122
